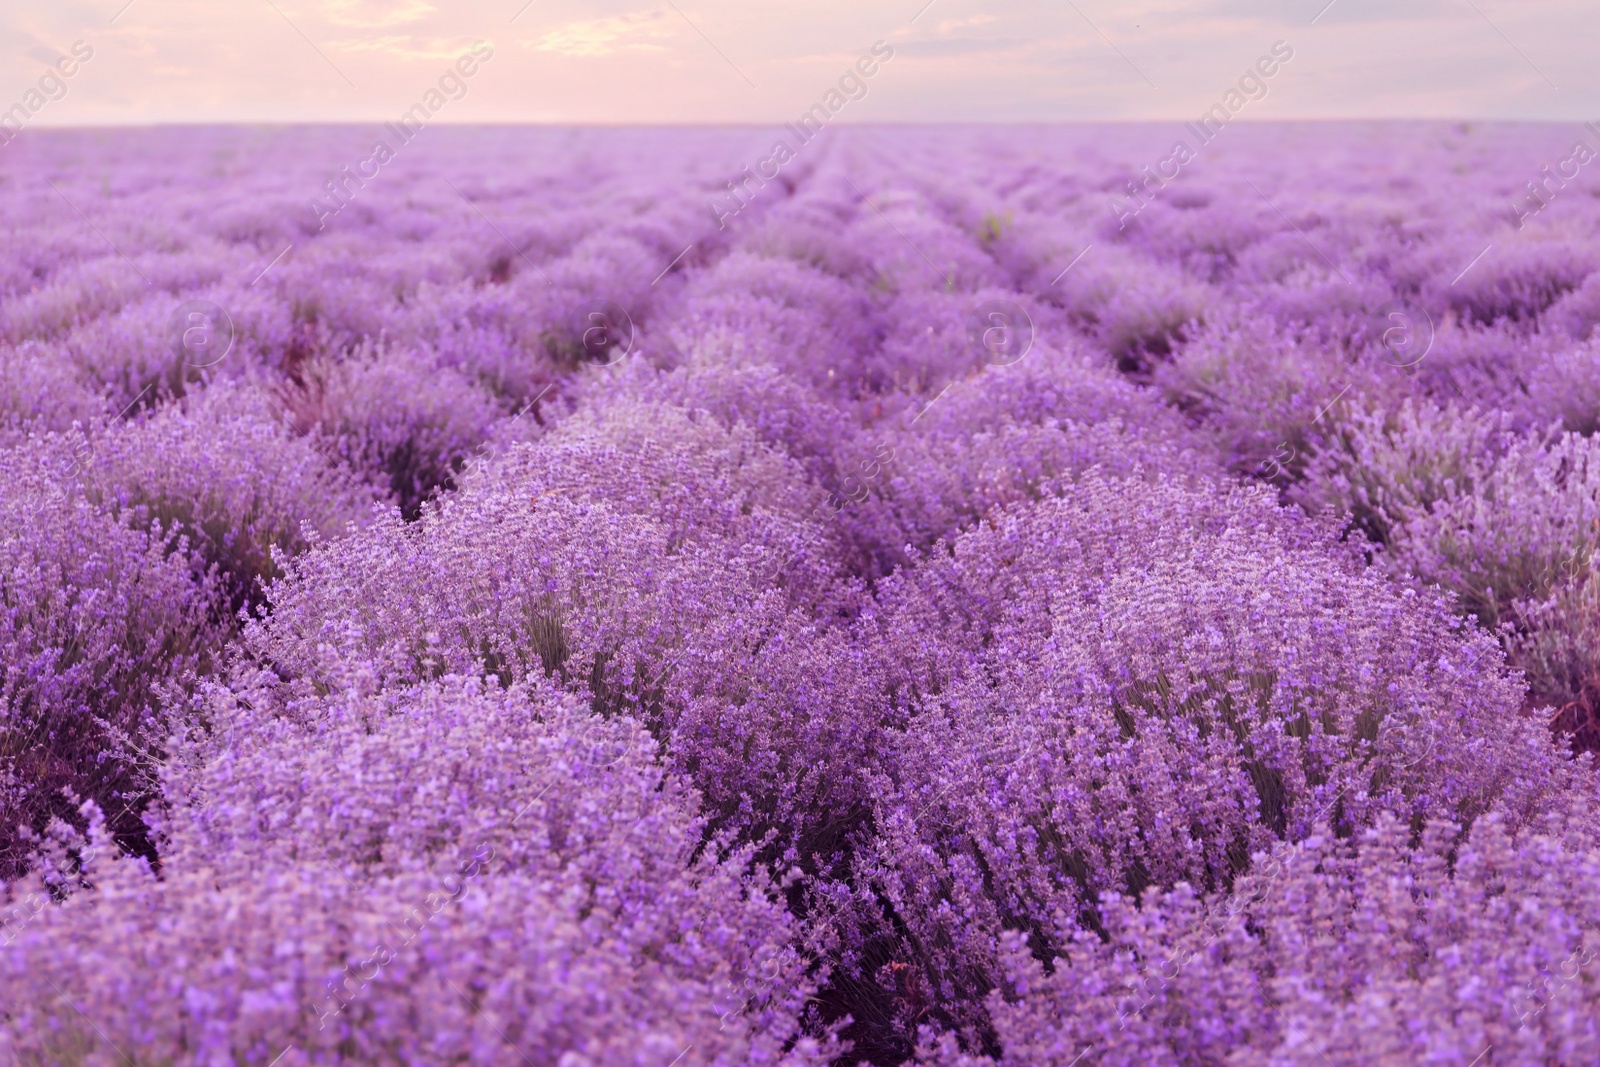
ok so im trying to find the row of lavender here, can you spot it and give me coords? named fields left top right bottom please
left=1, top=122, right=1599, bottom=1065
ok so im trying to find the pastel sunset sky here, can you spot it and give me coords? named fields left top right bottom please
left=1, top=0, right=1593, bottom=126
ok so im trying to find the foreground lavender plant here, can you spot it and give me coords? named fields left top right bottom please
left=4, top=123, right=1600, bottom=1065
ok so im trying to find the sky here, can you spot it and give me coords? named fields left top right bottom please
left=1, top=0, right=1595, bottom=127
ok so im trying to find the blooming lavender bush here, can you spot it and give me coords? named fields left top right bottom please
left=829, top=472, right=1560, bottom=1055
left=924, top=796, right=1600, bottom=1067
left=1, top=678, right=837, bottom=1065
left=0, top=438, right=218, bottom=881
left=5, top=123, right=1600, bottom=1066
left=83, top=379, right=376, bottom=615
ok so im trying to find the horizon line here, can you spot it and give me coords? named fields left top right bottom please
left=8, top=116, right=1591, bottom=131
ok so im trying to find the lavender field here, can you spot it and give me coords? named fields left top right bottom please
left=3, top=120, right=1600, bottom=1065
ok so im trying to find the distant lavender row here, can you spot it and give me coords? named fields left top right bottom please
left=2, top=123, right=1600, bottom=1066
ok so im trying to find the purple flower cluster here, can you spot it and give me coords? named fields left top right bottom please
left=4, top=121, right=1600, bottom=1065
